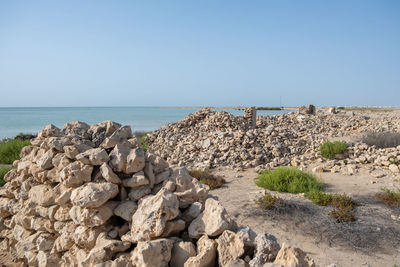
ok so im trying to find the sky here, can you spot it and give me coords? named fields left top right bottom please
left=0, top=0, right=399, bottom=107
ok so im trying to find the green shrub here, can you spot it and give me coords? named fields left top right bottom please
left=255, top=193, right=282, bottom=209
left=134, top=131, right=151, bottom=151
left=0, top=166, right=12, bottom=186
left=0, top=139, right=31, bottom=164
left=255, top=167, right=323, bottom=194
left=320, top=141, right=347, bottom=159
left=305, top=191, right=333, bottom=206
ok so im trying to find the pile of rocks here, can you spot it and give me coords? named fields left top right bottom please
left=147, top=108, right=400, bottom=169
left=0, top=121, right=314, bottom=266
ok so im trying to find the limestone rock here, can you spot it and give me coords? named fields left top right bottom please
left=71, top=182, right=119, bottom=208
left=274, top=244, right=315, bottom=267
left=126, top=148, right=146, bottom=174
left=130, top=189, right=179, bottom=242
left=114, top=200, right=138, bottom=221
left=128, top=186, right=151, bottom=201
left=29, top=185, right=56, bottom=207
left=76, top=148, right=109, bottom=166
left=389, top=164, right=399, bottom=173
left=170, top=241, right=196, bottom=267
left=216, top=230, right=245, bottom=266
left=249, top=233, right=280, bottom=266
left=131, top=238, right=174, bottom=267
left=37, top=149, right=56, bottom=170
left=188, top=198, right=232, bottom=238
left=122, top=171, right=149, bottom=188
left=101, top=125, right=133, bottom=149
left=60, top=161, right=93, bottom=187
left=69, top=202, right=118, bottom=227
left=184, top=235, right=217, bottom=267
left=100, top=162, right=121, bottom=184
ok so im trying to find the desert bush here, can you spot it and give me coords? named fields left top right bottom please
left=305, top=191, right=333, bottom=206
left=362, top=132, right=400, bottom=149
left=189, top=169, right=224, bottom=189
left=320, top=141, right=348, bottom=159
left=134, top=131, right=151, bottom=151
left=0, top=166, right=12, bottom=186
left=375, top=188, right=400, bottom=208
left=255, top=167, right=323, bottom=194
left=255, top=193, right=282, bottom=209
left=0, top=139, right=31, bottom=164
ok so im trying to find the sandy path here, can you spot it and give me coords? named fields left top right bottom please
left=210, top=167, right=400, bottom=267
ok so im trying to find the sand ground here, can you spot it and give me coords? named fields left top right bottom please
left=210, top=167, right=400, bottom=267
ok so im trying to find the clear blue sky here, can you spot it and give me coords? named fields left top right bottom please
left=0, top=0, right=399, bottom=107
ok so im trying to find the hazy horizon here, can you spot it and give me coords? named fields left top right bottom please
left=1, top=1, right=399, bottom=107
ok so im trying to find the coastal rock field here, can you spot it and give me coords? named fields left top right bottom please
left=0, top=121, right=315, bottom=266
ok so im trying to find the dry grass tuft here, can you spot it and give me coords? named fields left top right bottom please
left=255, top=193, right=283, bottom=210
left=375, top=188, right=400, bottom=208
left=189, top=169, right=225, bottom=189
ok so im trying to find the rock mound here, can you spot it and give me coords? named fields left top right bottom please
left=147, top=108, right=400, bottom=170
left=0, top=121, right=314, bottom=266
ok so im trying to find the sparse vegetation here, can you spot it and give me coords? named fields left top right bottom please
left=135, top=131, right=151, bottom=151
left=255, top=193, right=282, bottom=209
left=189, top=169, right=224, bottom=189
left=362, top=132, right=400, bottom=149
left=320, top=141, right=348, bottom=159
left=255, top=167, right=356, bottom=223
left=255, top=167, right=323, bottom=194
left=375, top=188, right=400, bottom=208
left=305, top=191, right=333, bottom=206
left=0, top=166, right=12, bottom=186
left=0, top=139, right=31, bottom=164
left=389, top=158, right=400, bottom=166
left=306, top=191, right=356, bottom=223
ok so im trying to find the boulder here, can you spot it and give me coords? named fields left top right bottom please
left=114, top=200, right=138, bottom=221
left=101, top=126, right=133, bottom=149
left=188, top=198, right=232, bottom=238
left=131, top=238, right=174, bottom=267
left=126, top=148, right=146, bottom=174
left=69, top=202, right=118, bottom=227
left=100, top=163, right=122, bottom=184
left=71, top=183, right=119, bottom=208
left=274, top=244, right=315, bottom=267
left=122, top=171, right=149, bottom=188
left=170, top=241, right=196, bottom=267
left=216, top=230, right=245, bottom=266
left=249, top=233, right=280, bottom=266
left=184, top=235, right=217, bottom=267
left=76, top=148, right=109, bottom=166
left=28, top=185, right=56, bottom=207
left=130, top=189, right=179, bottom=242
left=60, top=162, right=93, bottom=188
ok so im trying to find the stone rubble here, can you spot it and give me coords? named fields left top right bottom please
left=0, top=121, right=315, bottom=266
left=147, top=108, right=400, bottom=180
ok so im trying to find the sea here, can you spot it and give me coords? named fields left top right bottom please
left=0, top=107, right=293, bottom=140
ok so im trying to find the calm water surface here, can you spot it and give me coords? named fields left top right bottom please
left=0, top=107, right=292, bottom=139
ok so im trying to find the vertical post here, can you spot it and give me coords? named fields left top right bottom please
left=244, top=107, right=257, bottom=128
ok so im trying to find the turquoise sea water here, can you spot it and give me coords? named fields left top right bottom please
left=0, top=107, right=292, bottom=139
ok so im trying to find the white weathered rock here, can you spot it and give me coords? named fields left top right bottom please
left=184, top=235, right=217, bottom=267
left=182, top=202, right=203, bottom=223
left=274, top=244, right=315, bottom=267
left=131, top=238, right=174, bottom=267
left=100, top=162, right=122, bottom=184
left=73, top=225, right=104, bottom=249
left=76, top=148, right=109, bottom=166
left=216, top=230, right=245, bottom=266
left=168, top=167, right=208, bottom=208
left=29, top=185, right=56, bottom=207
left=122, top=171, right=149, bottom=188
left=114, top=200, right=138, bottom=221
left=130, top=189, right=179, bottom=242
left=389, top=164, right=400, bottom=173
left=249, top=233, right=280, bottom=266
left=71, top=182, right=119, bottom=208
left=69, top=201, right=118, bottom=227
left=188, top=198, right=232, bottom=238
left=126, top=148, right=146, bottom=174
left=60, top=161, right=93, bottom=188
left=170, top=241, right=196, bottom=267
left=128, top=186, right=151, bottom=201
left=101, top=125, right=133, bottom=149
